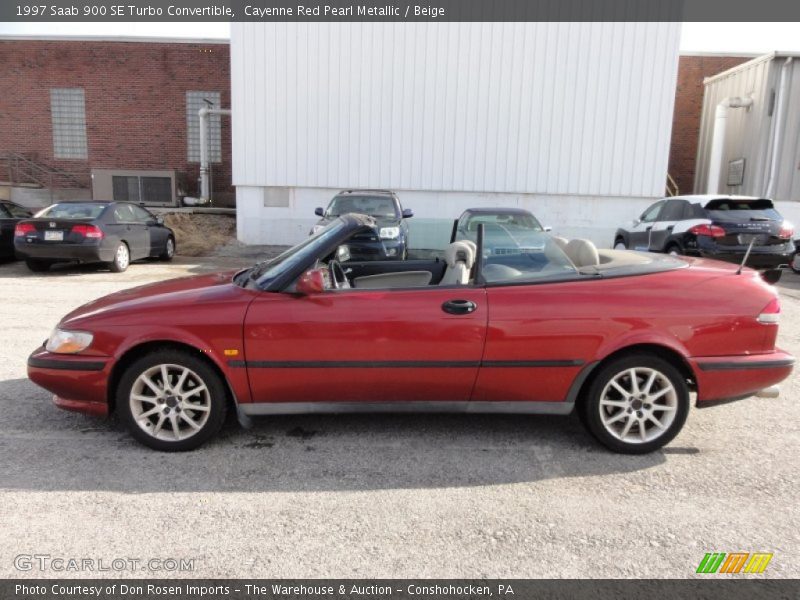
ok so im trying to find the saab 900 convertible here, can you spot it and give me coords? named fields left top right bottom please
left=27, top=214, right=793, bottom=453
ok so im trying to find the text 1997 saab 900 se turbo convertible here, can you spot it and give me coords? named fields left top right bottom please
left=27, top=214, right=794, bottom=453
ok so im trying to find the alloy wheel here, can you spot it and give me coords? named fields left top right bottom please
left=598, top=367, right=678, bottom=444
left=116, top=244, right=130, bottom=270
left=129, top=363, right=212, bottom=442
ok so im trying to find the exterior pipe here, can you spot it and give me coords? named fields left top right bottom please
left=765, top=57, right=793, bottom=199
left=706, top=96, right=753, bottom=194
left=199, top=107, right=231, bottom=204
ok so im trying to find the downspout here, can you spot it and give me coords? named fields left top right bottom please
left=765, top=57, right=793, bottom=198
left=706, top=96, right=753, bottom=194
left=199, top=107, right=232, bottom=204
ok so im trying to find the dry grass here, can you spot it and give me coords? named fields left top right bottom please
left=163, top=213, right=236, bottom=257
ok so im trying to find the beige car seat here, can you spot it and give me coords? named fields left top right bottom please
left=440, top=241, right=476, bottom=285
left=564, top=239, right=600, bottom=268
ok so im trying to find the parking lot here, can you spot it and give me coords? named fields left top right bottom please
left=0, top=256, right=798, bottom=579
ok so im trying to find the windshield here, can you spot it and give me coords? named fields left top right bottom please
left=481, top=232, right=578, bottom=283
left=326, top=195, right=398, bottom=219
left=35, top=203, right=107, bottom=219
left=249, top=219, right=349, bottom=288
left=464, top=213, right=543, bottom=232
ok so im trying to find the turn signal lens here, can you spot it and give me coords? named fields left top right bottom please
left=688, top=224, right=726, bottom=238
left=14, top=223, right=35, bottom=237
left=45, top=329, right=94, bottom=354
left=758, top=298, right=781, bottom=324
left=71, top=224, right=104, bottom=239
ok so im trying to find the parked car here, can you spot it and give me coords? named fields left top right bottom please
left=451, top=208, right=549, bottom=255
left=0, top=200, right=33, bottom=260
left=613, top=195, right=794, bottom=274
left=28, top=215, right=793, bottom=454
left=14, top=201, right=175, bottom=273
left=310, top=190, right=413, bottom=260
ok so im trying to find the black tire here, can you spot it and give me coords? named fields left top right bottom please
left=613, top=237, right=627, bottom=250
left=159, top=236, right=175, bottom=261
left=25, top=259, right=52, bottom=272
left=109, top=242, right=130, bottom=273
left=579, top=354, right=690, bottom=454
left=665, top=243, right=682, bottom=256
left=116, top=348, right=228, bottom=451
left=791, top=251, right=800, bottom=275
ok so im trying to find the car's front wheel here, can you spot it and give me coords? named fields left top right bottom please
left=159, top=236, right=175, bottom=261
left=579, top=354, right=690, bottom=454
left=614, top=238, right=627, bottom=250
left=116, top=349, right=227, bottom=451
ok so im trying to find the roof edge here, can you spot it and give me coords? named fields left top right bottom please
left=703, top=51, right=800, bottom=85
left=0, top=34, right=229, bottom=44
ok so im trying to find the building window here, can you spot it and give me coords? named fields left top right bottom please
left=186, top=91, right=221, bottom=163
left=112, top=175, right=173, bottom=205
left=50, top=88, right=88, bottom=159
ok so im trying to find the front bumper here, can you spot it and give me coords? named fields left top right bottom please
left=14, top=239, right=113, bottom=263
left=27, top=347, right=112, bottom=416
left=691, top=349, right=794, bottom=405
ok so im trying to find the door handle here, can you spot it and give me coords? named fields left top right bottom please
left=646, top=226, right=653, bottom=231
left=442, top=299, right=477, bottom=315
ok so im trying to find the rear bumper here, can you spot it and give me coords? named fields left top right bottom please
left=690, top=248, right=793, bottom=270
left=691, top=349, right=794, bottom=405
left=14, top=240, right=113, bottom=263
left=27, top=347, right=112, bottom=417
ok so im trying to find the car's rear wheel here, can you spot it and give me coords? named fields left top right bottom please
left=614, top=238, right=627, bottom=250
left=791, top=251, right=800, bottom=275
left=159, top=236, right=175, bottom=261
left=25, top=259, right=52, bottom=272
left=117, top=349, right=227, bottom=451
left=109, top=242, right=130, bottom=272
left=579, top=354, right=689, bottom=454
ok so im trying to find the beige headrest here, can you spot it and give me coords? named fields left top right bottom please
left=564, top=238, right=600, bottom=268
left=444, top=241, right=476, bottom=268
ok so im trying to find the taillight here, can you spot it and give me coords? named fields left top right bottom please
left=688, top=224, right=726, bottom=238
left=71, top=224, right=104, bottom=239
left=778, top=223, right=794, bottom=239
left=14, top=223, right=35, bottom=237
left=758, top=297, right=780, bottom=324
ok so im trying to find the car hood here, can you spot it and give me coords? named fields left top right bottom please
left=60, top=270, right=244, bottom=327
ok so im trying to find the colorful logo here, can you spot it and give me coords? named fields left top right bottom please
left=696, top=552, right=773, bottom=574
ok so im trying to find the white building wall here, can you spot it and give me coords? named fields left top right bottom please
left=231, top=22, right=681, bottom=245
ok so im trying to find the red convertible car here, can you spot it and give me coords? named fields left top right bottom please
left=27, top=214, right=793, bottom=453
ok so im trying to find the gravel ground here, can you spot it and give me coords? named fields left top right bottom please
left=0, top=256, right=798, bottom=579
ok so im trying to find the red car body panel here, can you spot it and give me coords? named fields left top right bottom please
left=27, top=255, right=793, bottom=419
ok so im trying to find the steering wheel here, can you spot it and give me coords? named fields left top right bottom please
left=327, top=260, right=350, bottom=290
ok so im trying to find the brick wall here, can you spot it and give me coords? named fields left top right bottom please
left=0, top=39, right=232, bottom=203
left=668, top=54, right=753, bottom=195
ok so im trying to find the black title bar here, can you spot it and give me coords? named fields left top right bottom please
left=3, top=0, right=800, bottom=22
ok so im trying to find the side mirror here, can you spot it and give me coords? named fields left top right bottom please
left=402, top=208, right=414, bottom=219
left=296, top=268, right=326, bottom=295
left=543, top=225, right=552, bottom=232
left=314, top=207, right=324, bottom=217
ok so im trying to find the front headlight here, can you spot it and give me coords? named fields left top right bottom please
left=379, top=227, right=400, bottom=240
left=46, top=329, right=94, bottom=354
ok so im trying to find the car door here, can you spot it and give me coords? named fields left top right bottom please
left=130, top=204, right=164, bottom=257
left=0, top=203, right=15, bottom=257
left=243, top=286, right=488, bottom=404
left=110, top=203, right=148, bottom=259
left=628, top=200, right=664, bottom=251
left=648, top=199, right=687, bottom=252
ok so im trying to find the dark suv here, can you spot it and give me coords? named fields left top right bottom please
left=614, top=195, right=793, bottom=272
left=310, top=190, right=413, bottom=260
